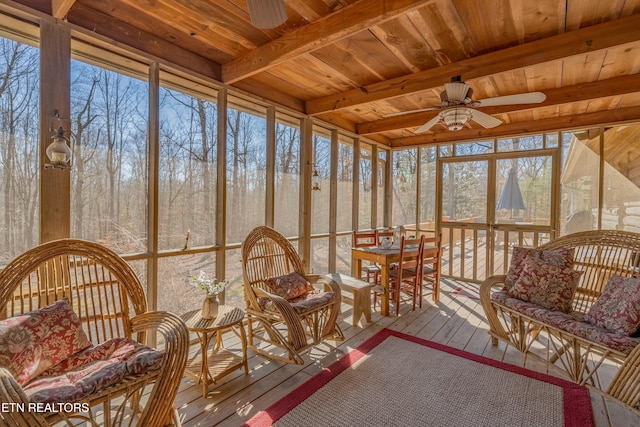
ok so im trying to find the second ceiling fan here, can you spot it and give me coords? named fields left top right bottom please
left=388, top=76, right=546, bottom=134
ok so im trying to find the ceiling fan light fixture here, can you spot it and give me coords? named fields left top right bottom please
left=441, top=108, right=472, bottom=131
left=247, top=0, right=288, bottom=29
left=443, top=82, right=471, bottom=103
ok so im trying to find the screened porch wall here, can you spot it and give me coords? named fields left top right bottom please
left=3, top=9, right=640, bottom=317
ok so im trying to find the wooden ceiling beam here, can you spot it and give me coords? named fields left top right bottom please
left=221, top=0, right=436, bottom=84
left=357, top=74, right=640, bottom=135
left=67, top=4, right=222, bottom=81
left=306, top=14, right=640, bottom=115
left=52, top=0, right=75, bottom=19
left=390, top=106, right=640, bottom=147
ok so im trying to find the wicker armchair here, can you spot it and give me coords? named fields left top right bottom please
left=241, top=226, right=343, bottom=365
left=0, top=239, right=189, bottom=427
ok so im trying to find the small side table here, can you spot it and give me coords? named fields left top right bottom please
left=181, top=305, right=248, bottom=398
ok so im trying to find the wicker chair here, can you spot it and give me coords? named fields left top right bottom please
left=241, top=226, right=343, bottom=365
left=0, top=239, right=189, bottom=427
left=480, top=230, right=640, bottom=412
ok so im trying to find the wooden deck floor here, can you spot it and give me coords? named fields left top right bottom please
left=174, top=279, right=639, bottom=427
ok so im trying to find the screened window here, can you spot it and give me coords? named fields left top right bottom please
left=158, top=76, right=217, bottom=250
left=337, top=136, right=354, bottom=232
left=274, top=115, right=300, bottom=237
left=359, top=142, right=373, bottom=230
left=392, top=149, right=418, bottom=228
left=311, top=129, right=331, bottom=235
left=0, top=36, right=39, bottom=265
left=226, top=101, right=267, bottom=244
left=69, top=59, right=149, bottom=253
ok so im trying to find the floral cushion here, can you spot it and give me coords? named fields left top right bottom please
left=290, top=292, right=335, bottom=314
left=508, top=256, right=582, bottom=312
left=264, top=272, right=314, bottom=300
left=562, top=319, right=640, bottom=355
left=0, top=299, right=91, bottom=386
left=584, top=275, right=640, bottom=336
left=505, top=246, right=575, bottom=289
left=491, top=290, right=640, bottom=354
left=24, top=338, right=164, bottom=404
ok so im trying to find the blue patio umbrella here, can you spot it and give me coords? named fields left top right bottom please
left=497, top=168, right=525, bottom=216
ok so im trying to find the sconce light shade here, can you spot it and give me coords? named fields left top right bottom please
left=247, top=0, right=288, bottom=29
left=45, top=126, right=72, bottom=170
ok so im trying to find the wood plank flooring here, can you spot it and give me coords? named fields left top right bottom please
left=175, top=279, right=640, bottom=427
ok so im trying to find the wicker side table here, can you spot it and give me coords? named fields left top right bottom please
left=181, top=305, right=248, bottom=397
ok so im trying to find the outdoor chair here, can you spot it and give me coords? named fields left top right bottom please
left=241, top=226, right=343, bottom=365
left=374, top=235, right=424, bottom=316
left=353, top=230, right=380, bottom=283
left=376, top=229, right=395, bottom=245
left=0, top=239, right=189, bottom=427
left=420, top=233, right=442, bottom=303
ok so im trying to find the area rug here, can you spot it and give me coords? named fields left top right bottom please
left=244, top=329, right=593, bottom=427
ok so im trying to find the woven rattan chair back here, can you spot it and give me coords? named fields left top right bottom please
left=242, top=226, right=306, bottom=310
left=242, top=226, right=343, bottom=365
left=0, top=238, right=188, bottom=427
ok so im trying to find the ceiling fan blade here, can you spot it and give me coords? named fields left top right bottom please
left=444, top=82, right=471, bottom=102
left=470, top=109, right=502, bottom=128
left=475, top=92, right=546, bottom=107
left=414, top=114, right=442, bottom=134
left=384, top=107, right=440, bottom=117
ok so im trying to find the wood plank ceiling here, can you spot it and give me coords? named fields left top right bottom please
left=16, top=0, right=640, bottom=147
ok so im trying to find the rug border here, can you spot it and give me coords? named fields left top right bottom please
left=243, top=328, right=594, bottom=427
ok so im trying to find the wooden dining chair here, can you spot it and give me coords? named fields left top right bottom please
left=376, top=228, right=395, bottom=245
left=353, top=230, right=380, bottom=283
left=374, top=235, right=424, bottom=316
left=420, top=233, right=442, bottom=303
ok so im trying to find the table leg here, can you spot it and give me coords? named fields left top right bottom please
left=237, top=322, right=249, bottom=375
left=352, top=257, right=362, bottom=279
left=197, top=331, right=216, bottom=398
left=380, top=263, right=389, bottom=316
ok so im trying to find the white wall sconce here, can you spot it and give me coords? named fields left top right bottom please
left=44, top=111, right=73, bottom=170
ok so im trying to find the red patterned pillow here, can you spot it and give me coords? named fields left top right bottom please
left=265, top=272, right=314, bottom=300
left=508, top=256, right=582, bottom=312
left=505, top=246, right=575, bottom=289
left=585, top=275, right=640, bottom=336
left=0, top=298, right=91, bottom=385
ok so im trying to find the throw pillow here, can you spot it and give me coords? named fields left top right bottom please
left=585, top=275, right=640, bottom=336
left=264, top=272, right=314, bottom=300
left=0, top=298, right=92, bottom=385
left=505, top=246, right=575, bottom=289
left=508, top=256, right=582, bottom=312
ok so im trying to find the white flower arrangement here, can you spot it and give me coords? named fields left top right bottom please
left=191, top=271, right=228, bottom=295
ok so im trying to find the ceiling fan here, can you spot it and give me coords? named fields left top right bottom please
left=247, top=0, right=288, bottom=29
left=387, top=76, right=546, bottom=134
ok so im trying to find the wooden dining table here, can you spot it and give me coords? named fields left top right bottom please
left=351, top=244, right=436, bottom=316
left=351, top=246, right=397, bottom=316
